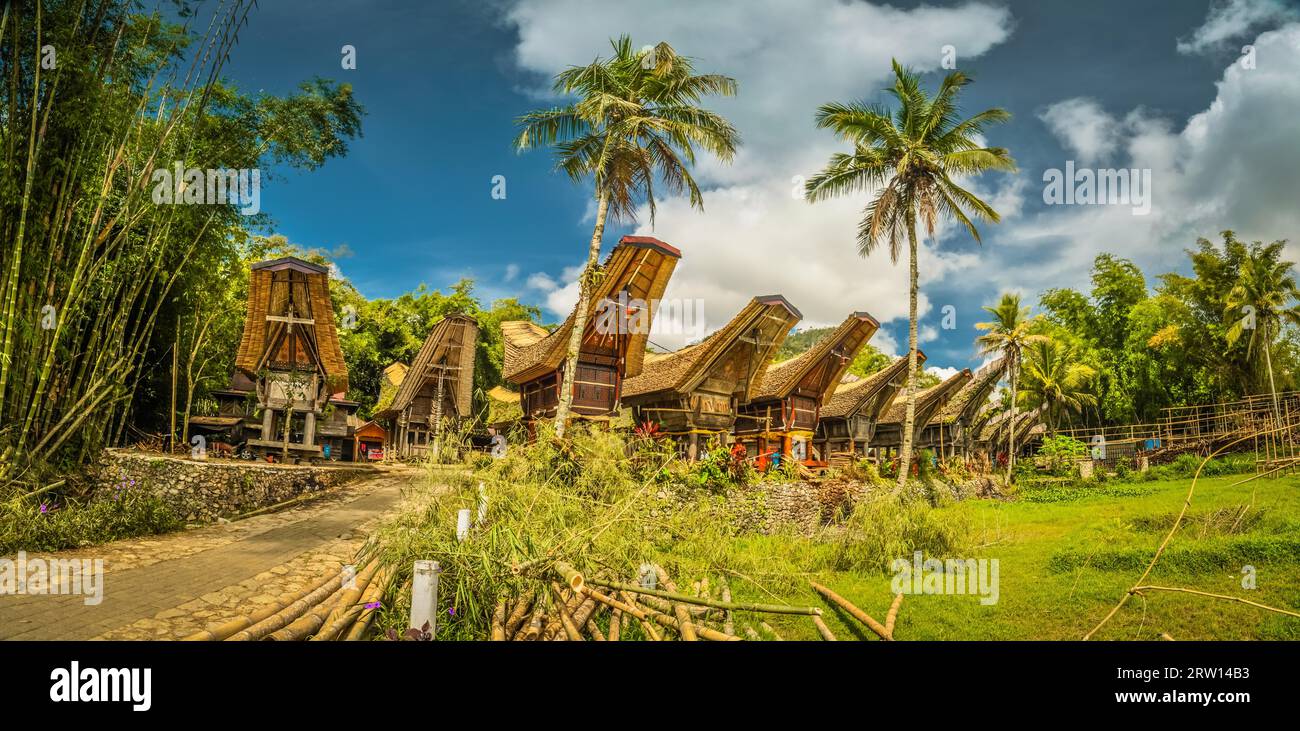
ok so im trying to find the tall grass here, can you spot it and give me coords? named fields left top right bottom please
left=366, top=425, right=972, bottom=640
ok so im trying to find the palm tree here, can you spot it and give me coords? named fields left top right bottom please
left=976, top=293, right=1044, bottom=481
left=1018, top=338, right=1097, bottom=433
left=805, top=61, right=1014, bottom=486
left=515, top=36, right=740, bottom=437
left=1224, top=240, right=1300, bottom=416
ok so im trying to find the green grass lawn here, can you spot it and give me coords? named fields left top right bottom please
left=735, top=473, right=1300, bottom=641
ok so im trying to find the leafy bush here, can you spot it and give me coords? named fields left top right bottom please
left=0, top=485, right=183, bottom=554
left=826, top=491, right=971, bottom=573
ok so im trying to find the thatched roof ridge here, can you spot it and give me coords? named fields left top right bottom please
left=234, top=256, right=348, bottom=390
left=934, top=357, right=1007, bottom=426
left=750, top=312, right=879, bottom=403
left=382, top=314, right=478, bottom=418
left=879, top=368, right=972, bottom=426
left=621, top=295, right=802, bottom=400
left=820, top=352, right=925, bottom=419
left=501, top=236, right=680, bottom=384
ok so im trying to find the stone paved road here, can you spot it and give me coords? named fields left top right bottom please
left=0, top=469, right=418, bottom=640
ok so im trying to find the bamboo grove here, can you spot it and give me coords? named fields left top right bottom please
left=0, top=0, right=362, bottom=491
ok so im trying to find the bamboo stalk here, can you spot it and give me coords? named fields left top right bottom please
left=344, top=570, right=397, bottom=641
left=585, top=617, right=607, bottom=641
left=550, top=583, right=585, bottom=641
left=312, top=560, right=381, bottom=640
left=810, top=581, right=891, bottom=641
left=811, top=615, right=837, bottom=641
left=226, top=569, right=348, bottom=641
left=504, top=589, right=534, bottom=639
left=608, top=609, right=621, bottom=642
left=490, top=598, right=508, bottom=641
left=884, top=593, right=904, bottom=639
left=553, top=561, right=584, bottom=592
left=720, top=577, right=735, bottom=637
left=187, top=568, right=337, bottom=641
left=653, top=566, right=697, bottom=642
left=760, top=622, right=784, bottom=641
left=265, top=581, right=350, bottom=641
left=609, top=589, right=662, bottom=640
left=588, top=578, right=822, bottom=616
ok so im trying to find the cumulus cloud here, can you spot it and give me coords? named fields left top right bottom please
left=504, top=0, right=1016, bottom=365
left=926, top=365, right=960, bottom=382
left=966, top=22, right=1300, bottom=301
left=1177, top=0, right=1298, bottom=55
left=1037, top=98, right=1121, bottom=164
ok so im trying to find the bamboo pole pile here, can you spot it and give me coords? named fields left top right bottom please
left=184, top=557, right=396, bottom=642
left=485, top=562, right=837, bottom=641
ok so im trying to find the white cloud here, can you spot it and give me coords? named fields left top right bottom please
left=503, top=0, right=1017, bottom=349
left=969, top=22, right=1300, bottom=301
left=1177, top=0, right=1298, bottom=55
left=504, top=263, right=520, bottom=282
left=926, top=365, right=960, bottom=382
left=1038, top=98, right=1121, bottom=165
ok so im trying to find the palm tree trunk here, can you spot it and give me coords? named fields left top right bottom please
left=1006, top=357, right=1018, bottom=483
left=553, top=189, right=610, bottom=439
left=1264, top=327, right=1280, bottom=418
left=896, top=219, right=920, bottom=487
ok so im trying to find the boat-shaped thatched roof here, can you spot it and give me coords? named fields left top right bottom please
left=621, top=295, right=802, bottom=401
left=234, top=256, right=348, bottom=391
left=933, top=357, right=1007, bottom=426
left=501, top=236, right=680, bottom=384
left=879, top=368, right=972, bottom=427
left=750, top=312, right=879, bottom=403
left=820, top=352, right=925, bottom=420
left=378, top=314, right=478, bottom=419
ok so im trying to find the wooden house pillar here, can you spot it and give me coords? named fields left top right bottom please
left=688, top=432, right=699, bottom=461
left=261, top=408, right=274, bottom=441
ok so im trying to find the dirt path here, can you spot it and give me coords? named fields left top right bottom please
left=0, top=468, right=422, bottom=640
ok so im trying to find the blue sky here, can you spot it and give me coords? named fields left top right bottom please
left=209, top=0, right=1300, bottom=376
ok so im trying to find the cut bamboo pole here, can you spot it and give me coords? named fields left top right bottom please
left=226, top=569, right=349, bottom=641
left=266, top=581, right=350, bottom=641
left=635, top=593, right=718, bottom=618
left=185, top=569, right=338, bottom=641
left=884, top=593, right=904, bottom=640
left=811, top=615, right=837, bottom=641
left=585, top=617, right=607, bottom=641
left=311, top=560, right=381, bottom=641
left=490, top=598, right=508, bottom=641
left=608, top=609, right=621, bottom=642
left=760, top=621, right=784, bottom=641
left=589, top=578, right=822, bottom=616
left=610, top=589, right=662, bottom=640
left=653, top=566, right=697, bottom=642
left=550, top=583, right=585, bottom=641
left=720, top=577, right=735, bottom=637
left=518, top=603, right=545, bottom=641
left=810, top=581, right=891, bottom=641
left=614, top=592, right=738, bottom=642
left=344, top=570, right=397, bottom=642
left=504, top=589, right=534, bottom=639
left=553, top=561, right=585, bottom=592
left=744, top=626, right=760, bottom=641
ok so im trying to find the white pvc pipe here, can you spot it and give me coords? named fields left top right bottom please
left=456, top=509, right=472, bottom=542
left=410, top=560, right=441, bottom=636
left=477, top=482, right=488, bottom=526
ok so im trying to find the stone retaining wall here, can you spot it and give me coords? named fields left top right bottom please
left=93, top=450, right=374, bottom=523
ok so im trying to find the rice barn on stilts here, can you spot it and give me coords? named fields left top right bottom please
left=869, top=368, right=971, bottom=462
left=734, top=312, right=879, bottom=469
left=501, top=236, right=680, bottom=435
left=374, top=314, right=479, bottom=460
left=620, top=296, right=803, bottom=461
left=814, top=353, right=921, bottom=467
left=921, top=357, right=1007, bottom=460
left=215, top=257, right=354, bottom=462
